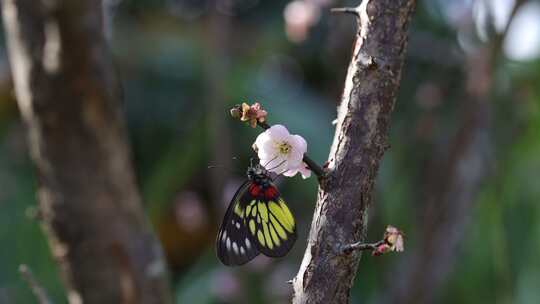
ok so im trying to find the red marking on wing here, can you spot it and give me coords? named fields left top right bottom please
left=249, top=184, right=261, bottom=196
left=264, top=186, right=279, bottom=200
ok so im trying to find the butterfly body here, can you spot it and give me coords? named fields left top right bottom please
left=216, top=164, right=297, bottom=266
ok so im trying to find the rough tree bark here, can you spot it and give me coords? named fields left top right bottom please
left=292, top=1, right=416, bottom=303
left=2, top=1, right=171, bottom=303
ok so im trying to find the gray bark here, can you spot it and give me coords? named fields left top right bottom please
left=292, top=1, right=416, bottom=303
left=2, top=0, right=172, bottom=303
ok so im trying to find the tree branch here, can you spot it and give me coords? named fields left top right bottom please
left=291, top=1, right=416, bottom=303
left=330, top=7, right=360, bottom=17
left=2, top=0, right=171, bottom=303
left=342, top=240, right=384, bottom=254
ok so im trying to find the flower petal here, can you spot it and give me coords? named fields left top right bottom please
left=260, top=141, right=278, bottom=160
left=254, top=132, right=275, bottom=159
left=267, top=124, right=290, bottom=142
left=282, top=163, right=311, bottom=179
left=287, top=146, right=304, bottom=164
left=289, top=134, right=307, bottom=154
left=298, top=163, right=312, bottom=179
left=282, top=167, right=299, bottom=177
left=267, top=158, right=289, bottom=174
left=286, top=134, right=307, bottom=166
left=254, top=130, right=271, bottom=147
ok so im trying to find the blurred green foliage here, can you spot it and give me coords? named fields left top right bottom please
left=1, top=0, right=540, bottom=303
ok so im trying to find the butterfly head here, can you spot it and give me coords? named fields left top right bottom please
left=246, top=163, right=272, bottom=187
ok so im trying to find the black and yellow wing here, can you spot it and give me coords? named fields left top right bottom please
left=216, top=181, right=260, bottom=266
left=243, top=185, right=297, bottom=257
left=217, top=181, right=297, bottom=266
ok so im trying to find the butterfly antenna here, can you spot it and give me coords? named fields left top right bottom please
left=275, top=167, right=290, bottom=176
left=207, top=161, right=242, bottom=175
left=262, top=155, right=279, bottom=168
left=266, top=159, right=287, bottom=172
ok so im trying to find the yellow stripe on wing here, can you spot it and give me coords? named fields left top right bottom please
left=268, top=200, right=295, bottom=233
left=269, top=224, right=281, bottom=246
left=269, top=213, right=288, bottom=240
left=257, top=230, right=265, bottom=247
left=262, top=222, right=273, bottom=249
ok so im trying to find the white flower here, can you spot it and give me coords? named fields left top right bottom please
left=254, top=124, right=311, bottom=179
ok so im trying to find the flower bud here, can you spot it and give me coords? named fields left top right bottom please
left=230, top=104, right=242, bottom=119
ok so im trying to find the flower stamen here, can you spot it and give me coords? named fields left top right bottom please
left=277, top=142, right=292, bottom=155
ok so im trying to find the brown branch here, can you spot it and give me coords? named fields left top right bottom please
left=342, top=240, right=384, bottom=254
left=330, top=7, right=360, bottom=16
left=291, top=1, right=416, bottom=303
left=19, top=265, right=52, bottom=304
left=1, top=0, right=171, bottom=303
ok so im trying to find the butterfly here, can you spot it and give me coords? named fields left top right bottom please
left=216, top=162, right=297, bottom=266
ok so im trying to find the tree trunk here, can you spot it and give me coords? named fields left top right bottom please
left=292, top=1, right=416, bottom=303
left=2, top=0, right=172, bottom=303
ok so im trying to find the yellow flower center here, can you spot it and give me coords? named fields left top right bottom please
left=278, top=142, right=292, bottom=155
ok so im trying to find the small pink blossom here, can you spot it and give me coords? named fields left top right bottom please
left=284, top=1, right=321, bottom=43
left=371, top=226, right=405, bottom=257
left=283, top=162, right=311, bottom=179
left=254, top=124, right=311, bottom=178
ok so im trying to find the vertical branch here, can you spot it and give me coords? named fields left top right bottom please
left=292, top=1, right=416, bottom=303
left=2, top=0, right=171, bottom=303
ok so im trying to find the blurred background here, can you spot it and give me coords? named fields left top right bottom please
left=1, top=0, right=540, bottom=303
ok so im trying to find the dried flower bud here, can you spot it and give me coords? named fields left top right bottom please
left=230, top=104, right=242, bottom=119
left=239, top=102, right=268, bottom=128
left=384, top=225, right=405, bottom=252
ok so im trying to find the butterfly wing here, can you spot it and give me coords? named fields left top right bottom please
left=216, top=181, right=260, bottom=266
left=243, top=183, right=297, bottom=257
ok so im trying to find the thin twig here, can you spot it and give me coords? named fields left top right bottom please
left=342, top=240, right=385, bottom=254
left=330, top=7, right=360, bottom=17
left=490, top=0, right=526, bottom=65
left=257, top=121, right=326, bottom=179
left=19, top=264, right=52, bottom=304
